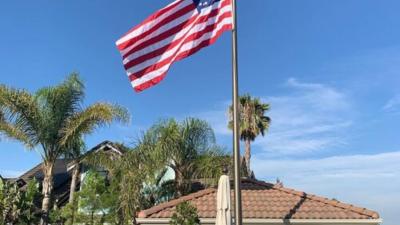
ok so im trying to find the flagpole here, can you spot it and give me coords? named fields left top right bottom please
left=231, top=0, right=243, bottom=225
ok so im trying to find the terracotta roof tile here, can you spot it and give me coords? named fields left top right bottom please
left=138, top=179, right=379, bottom=220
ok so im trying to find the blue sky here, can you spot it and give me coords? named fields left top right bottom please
left=1, top=1, right=399, bottom=224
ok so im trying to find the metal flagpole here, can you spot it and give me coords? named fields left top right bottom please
left=231, top=0, right=242, bottom=225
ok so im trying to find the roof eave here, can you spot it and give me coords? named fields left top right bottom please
left=136, top=218, right=382, bottom=225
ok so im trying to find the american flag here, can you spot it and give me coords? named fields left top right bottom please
left=116, top=0, right=233, bottom=92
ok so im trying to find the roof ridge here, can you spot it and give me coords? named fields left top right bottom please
left=247, top=179, right=379, bottom=219
left=138, top=188, right=216, bottom=218
left=19, top=161, right=43, bottom=180
left=138, top=178, right=380, bottom=219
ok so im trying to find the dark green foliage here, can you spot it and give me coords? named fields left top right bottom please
left=228, top=94, right=271, bottom=176
left=228, top=94, right=271, bottom=141
left=49, top=207, right=65, bottom=225
left=83, top=143, right=163, bottom=225
left=169, top=202, right=200, bottom=225
left=49, top=170, right=117, bottom=225
left=150, top=118, right=230, bottom=197
left=78, top=170, right=111, bottom=225
left=0, top=178, right=40, bottom=225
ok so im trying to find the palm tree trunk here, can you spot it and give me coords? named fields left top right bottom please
left=174, top=169, right=185, bottom=197
left=244, top=139, right=251, bottom=177
left=69, top=161, right=80, bottom=203
left=69, top=160, right=80, bottom=224
left=40, top=161, right=55, bottom=225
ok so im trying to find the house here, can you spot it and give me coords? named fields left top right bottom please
left=137, top=179, right=381, bottom=225
left=7, top=140, right=124, bottom=207
left=9, top=141, right=382, bottom=225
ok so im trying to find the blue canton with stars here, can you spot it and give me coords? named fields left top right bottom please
left=193, top=0, right=221, bottom=12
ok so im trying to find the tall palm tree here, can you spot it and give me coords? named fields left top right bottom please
left=228, top=94, right=270, bottom=176
left=153, top=118, right=229, bottom=197
left=0, top=73, right=129, bottom=225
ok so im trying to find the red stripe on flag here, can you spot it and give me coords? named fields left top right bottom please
left=174, top=24, right=232, bottom=62
left=133, top=72, right=167, bottom=92
left=121, top=0, right=231, bottom=59
left=117, top=2, right=195, bottom=51
left=128, top=13, right=232, bottom=80
left=117, top=0, right=183, bottom=49
left=122, top=7, right=200, bottom=61
left=116, top=0, right=233, bottom=92
left=123, top=10, right=231, bottom=71
left=131, top=24, right=231, bottom=92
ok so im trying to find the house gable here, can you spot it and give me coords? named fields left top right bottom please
left=10, top=140, right=124, bottom=207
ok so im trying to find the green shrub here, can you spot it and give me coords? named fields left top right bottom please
left=0, top=178, right=40, bottom=224
left=169, top=201, right=200, bottom=225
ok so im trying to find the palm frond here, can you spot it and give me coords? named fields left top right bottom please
left=0, top=85, right=40, bottom=148
left=0, top=119, right=33, bottom=148
left=60, top=103, right=129, bottom=145
left=35, top=73, right=84, bottom=147
left=228, top=93, right=271, bottom=141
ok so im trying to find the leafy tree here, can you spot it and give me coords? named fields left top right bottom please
left=0, top=178, right=40, bottom=225
left=50, top=170, right=116, bottom=225
left=0, top=73, right=129, bottom=224
left=84, top=142, right=163, bottom=225
left=49, top=206, right=65, bottom=225
left=20, top=179, right=41, bottom=225
left=169, top=201, right=200, bottom=225
left=228, top=94, right=270, bottom=176
left=79, top=170, right=110, bottom=225
left=152, top=118, right=230, bottom=197
left=0, top=179, right=21, bottom=224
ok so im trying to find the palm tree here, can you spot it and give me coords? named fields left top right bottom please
left=0, top=73, right=129, bottom=224
left=152, top=118, right=229, bottom=197
left=228, top=94, right=270, bottom=176
left=84, top=142, right=164, bottom=225
left=83, top=119, right=229, bottom=223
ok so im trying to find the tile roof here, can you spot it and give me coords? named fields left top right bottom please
left=138, top=179, right=379, bottom=220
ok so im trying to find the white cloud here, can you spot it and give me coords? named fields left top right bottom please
left=255, top=78, right=353, bottom=156
left=253, top=151, right=400, bottom=181
left=383, top=94, right=400, bottom=112
left=286, top=78, right=350, bottom=111
left=190, top=78, right=354, bottom=156
left=253, top=151, right=400, bottom=225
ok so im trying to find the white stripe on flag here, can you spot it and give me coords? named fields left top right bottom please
left=123, top=4, right=231, bottom=65
left=122, top=9, right=198, bottom=62
left=130, top=17, right=232, bottom=87
left=116, top=0, right=192, bottom=46
left=125, top=5, right=232, bottom=74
